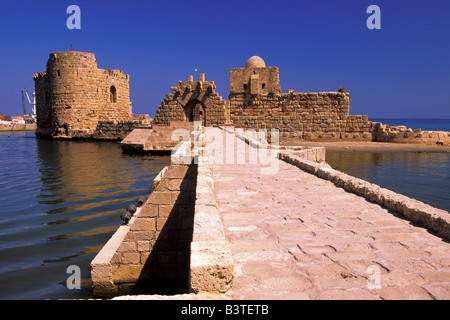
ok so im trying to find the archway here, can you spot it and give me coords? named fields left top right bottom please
left=184, top=99, right=206, bottom=123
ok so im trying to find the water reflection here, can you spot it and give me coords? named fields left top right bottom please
left=326, top=150, right=450, bottom=212
left=0, top=132, right=170, bottom=299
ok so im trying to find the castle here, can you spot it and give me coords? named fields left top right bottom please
left=34, top=52, right=450, bottom=146
left=153, top=55, right=374, bottom=142
left=33, top=51, right=149, bottom=140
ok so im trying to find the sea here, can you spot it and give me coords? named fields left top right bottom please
left=325, top=119, right=450, bottom=213
left=0, top=119, right=449, bottom=300
left=0, top=131, right=170, bottom=299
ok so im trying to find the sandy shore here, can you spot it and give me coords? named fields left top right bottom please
left=279, top=139, right=450, bottom=153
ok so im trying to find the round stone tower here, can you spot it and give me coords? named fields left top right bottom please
left=33, top=51, right=132, bottom=139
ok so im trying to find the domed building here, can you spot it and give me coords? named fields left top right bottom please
left=229, top=55, right=281, bottom=97
left=245, top=56, right=266, bottom=68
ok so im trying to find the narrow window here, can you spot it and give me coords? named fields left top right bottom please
left=110, top=85, right=117, bottom=103
left=262, top=83, right=266, bottom=89
left=57, top=70, right=60, bottom=77
left=243, top=84, right=247, bottom=90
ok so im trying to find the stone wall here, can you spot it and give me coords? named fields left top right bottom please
left=93, top=118, right=151, bottom=140
left=91, top=158, right=197, bottom=298
left=229, top=91, right=373, bottom=141
left=372, top=122, right=450, bottom=145
left=153, top=74, right=229, bottom=127
left=190, top=144, right=234, bottom=294
left=150, top=57, right=375, bottom=143
left=33, top=51, right=134, bottom=139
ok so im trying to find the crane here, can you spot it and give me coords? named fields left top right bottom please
left=21, top=89, right=36, bottom=117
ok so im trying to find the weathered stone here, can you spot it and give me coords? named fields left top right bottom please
left=33, top=51, right=137, bottom=140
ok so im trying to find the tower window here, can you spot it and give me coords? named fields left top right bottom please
left=243, top=84, right=247, bottom=90
left=110, top=85, right=117, bottom=103
left=57, top=70, right=60, bottom=77
left=262, top=83, right=266, bottom=89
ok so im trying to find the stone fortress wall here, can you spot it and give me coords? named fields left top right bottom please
left=33, top=51, right=149, bottom=140
left=153, top=73, right=230, bottom=127
left=34, top=52, right=449, bottom=145
left=228, top=56, right=372, bottom=141
left=153, top=56, right=449, bottom=145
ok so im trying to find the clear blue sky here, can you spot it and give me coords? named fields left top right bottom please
left=1, top=0, right=449, bottom=119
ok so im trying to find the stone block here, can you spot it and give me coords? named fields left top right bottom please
left=131, top=217, right=156, bottom=231
left=112, top=265, right=144, bottom=284
left=163, top=165, right=189, bottom=179
left=190, top=241, right=234, bottom=294
left=151, top=191, right=173, bottom=205
left=139, top=204, right=158, bottom=218
left=136, top=241, right=151, bottom=252
left=156, top=217, right=168, bottom=231
left=121, top=252, right=140, bottom=264
left=158, top=204, right=174, bottom=217
left=117, top=241, right=136, bottom=253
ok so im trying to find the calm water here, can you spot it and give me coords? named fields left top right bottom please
left=326, top=119, right=450, bottom=213
left=326, top=150, right=450, bottom=213
left=0, top=131, right=170, bottom=300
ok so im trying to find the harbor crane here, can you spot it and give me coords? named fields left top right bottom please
left=21, top=89, right=36, bottom=116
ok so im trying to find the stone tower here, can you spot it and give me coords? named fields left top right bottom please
left=229, top=55, right=281, bottom=97
left=33, top=51, right=132, bottom=139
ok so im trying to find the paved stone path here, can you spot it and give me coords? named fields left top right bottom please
left=208, top=128, right=450, bottom=300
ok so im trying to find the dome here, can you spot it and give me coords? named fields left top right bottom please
left=245, top=56, right=266, bottom=68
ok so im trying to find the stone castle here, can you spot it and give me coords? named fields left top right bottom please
left=33, top=51, right=149, bottom=140
left=153, top=55, right=373, bottom=142
left=34, top=52, right=449, bottom=145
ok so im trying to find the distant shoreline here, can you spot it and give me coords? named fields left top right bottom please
left=0, top=123, right=36, bottom=132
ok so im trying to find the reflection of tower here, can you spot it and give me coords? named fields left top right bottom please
left=35, top=139, right=136, bottom=213
left=33, top=51, right=132, bottom=139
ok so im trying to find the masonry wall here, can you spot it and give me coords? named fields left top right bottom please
left=372, top=122, right=450, bottom=145
left=229, top=91, right=374, bottom=141
left=153, top=74, right=229, bottom=127
left=91, top=162, right=197, bottom=298
left=33, top=51, right=133, bottom=139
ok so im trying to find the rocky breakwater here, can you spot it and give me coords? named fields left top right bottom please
left=373, top=122, right=450, bottom=145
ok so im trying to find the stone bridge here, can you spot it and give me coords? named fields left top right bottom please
left=91, top=126, right=450, bottom=300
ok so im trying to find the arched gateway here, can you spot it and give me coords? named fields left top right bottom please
left=184, top=99, right=206, bottom=123
left=153, top=73, right=229, bottom=126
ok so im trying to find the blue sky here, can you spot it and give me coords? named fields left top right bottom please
left=0, top=0, right=449, bottom=118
